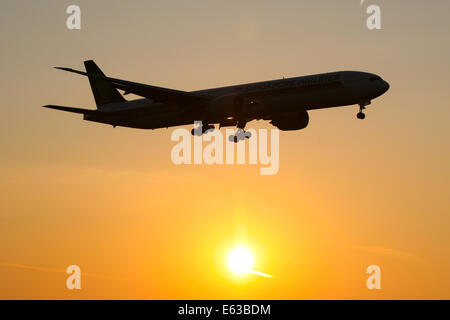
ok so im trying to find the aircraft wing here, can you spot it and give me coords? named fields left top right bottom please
left=42, top=105, right=99, bottom=114
left=54, top=67, right=211, bottom=105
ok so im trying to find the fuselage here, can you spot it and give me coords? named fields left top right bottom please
left=84, top=71, right=389, bottom=130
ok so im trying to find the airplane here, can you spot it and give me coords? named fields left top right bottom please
left=43, top=60, right=390, bottom=142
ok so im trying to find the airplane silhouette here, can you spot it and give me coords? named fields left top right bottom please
left=43, top=60, right=389, bottom=142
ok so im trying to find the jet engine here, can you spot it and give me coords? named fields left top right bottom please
left=270, top=111, right=309, bottom=131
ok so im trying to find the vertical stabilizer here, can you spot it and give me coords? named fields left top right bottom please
left=84, top=60, right=126, bottom=107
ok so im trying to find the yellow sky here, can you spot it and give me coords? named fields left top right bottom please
left=0, top=0, right=449, bottom=299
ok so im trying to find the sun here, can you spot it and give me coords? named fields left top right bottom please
left=226, top=245, right=254, bottom=276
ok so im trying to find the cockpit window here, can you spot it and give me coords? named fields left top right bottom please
left=369, top=76, right=382, bottom=81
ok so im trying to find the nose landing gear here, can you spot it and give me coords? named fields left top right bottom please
left=357, top=111, right=366, bottom=119
left=357, top=100, right=371, bottom=120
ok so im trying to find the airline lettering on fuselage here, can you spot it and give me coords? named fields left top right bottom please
left=239, top=74, right=341, bottom=92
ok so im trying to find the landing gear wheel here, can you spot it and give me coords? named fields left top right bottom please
left=191, top=124, right=215, bottom=136
left=357, top=112, right=365, bottom=120
left=229, top=128, right=251, bottom=143
left=191, top=128, right=202, bottom=136
left=203, top=124, right=215, bottom=134
left=230, top=134, right=242, bottom=143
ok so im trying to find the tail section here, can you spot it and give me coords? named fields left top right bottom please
left=84, top=60, right=126, bottom=107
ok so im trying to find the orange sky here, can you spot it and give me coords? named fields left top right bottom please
left=0, top=0, right=449, bottom=299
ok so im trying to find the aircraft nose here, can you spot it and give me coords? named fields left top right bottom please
left=382, top=80, right=390, bottom=93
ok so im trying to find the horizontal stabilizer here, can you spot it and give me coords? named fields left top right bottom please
left=42, top=105, right=99, bottom=114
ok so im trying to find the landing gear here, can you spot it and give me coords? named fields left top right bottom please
left=228, top=119, right=250, bottom=143
left=229, top=129, right=251, bottom=143
left=203, top=124, right=215, bottom=134
left=356, top=100, right=371, bottom=120
left=191, top=124, right=215, bottom=136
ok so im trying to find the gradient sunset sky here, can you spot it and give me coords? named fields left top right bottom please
left=1, top=0, right=449, bottom=299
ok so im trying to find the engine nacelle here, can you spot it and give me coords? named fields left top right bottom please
left=208, top=94, right=243, bottom=119
left=271, top=111, right=309, bottom=131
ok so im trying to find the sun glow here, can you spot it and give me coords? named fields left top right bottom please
left=226, top=245, right=273, bottom=278
left=227, top=245, right=254, bottom=275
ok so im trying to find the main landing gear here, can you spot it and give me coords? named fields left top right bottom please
left=228, top=128, right=252, bottom=143
left=357, top=100, right=371, bottom=120
left=191, top=124, right=215, bottom=136
left=190, top=121, right=252, bottom=143
left=228, top=120, right=251, bottom=143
